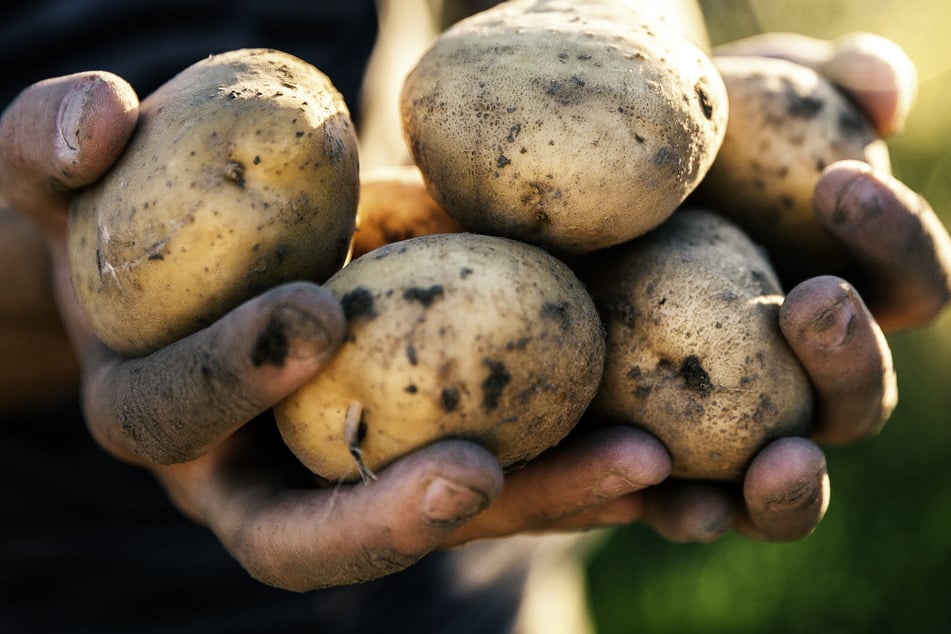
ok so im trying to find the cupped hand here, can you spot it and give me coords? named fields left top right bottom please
left=612, top=31, right=949, bottom=544
left=0, top=71, right=507, bottom=591
left=444, top=274, right=893, bottom=546
left=451, top=32, right=948, bottom=547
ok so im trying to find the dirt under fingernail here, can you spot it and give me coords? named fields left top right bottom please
left=422, top=477, right=488, bottom=526
left=250, top=305, right=332, bottom=367
left=809, top=293, right=856, bottom=348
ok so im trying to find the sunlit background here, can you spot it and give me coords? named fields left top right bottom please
left=583, top=1, right=951, bottom=632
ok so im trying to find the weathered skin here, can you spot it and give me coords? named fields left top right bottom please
left=583, top=210, right=814, bottom=481
left=274, top=232, right=605, bottom=482
left=400, top=0, right=727, bottom=254
left=69, top=49, right=359, bottom=356
left=696, top=56, right=891, bottom=284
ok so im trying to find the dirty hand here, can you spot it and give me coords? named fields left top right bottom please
left=609, top=31, right=950, bottom=544
left=0, top=72, right=506, bottom=591
left=445, top=32, right=949, bottom=547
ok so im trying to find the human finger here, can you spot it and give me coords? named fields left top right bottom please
left=780, top=275, right=897, bottom=444
left=79, top=281, right=345, bottom=466
left=173, top=434, right=502, bottom=591
left=640, top=479, right=735, bottom=543
left=734, top=437, right=830, bottom=542
left=442, top=426, right=671, bottom=546
left=713, top=32, right=835, bottom=69
left=637, top=441, right=828, bottom=543
left=818, top=32, right=918, bottom=138
left=713, top=31, right=917, bottom=136
left=813, top=161, right=951, bottom=331
left=0, top=72, right=137, bottom=234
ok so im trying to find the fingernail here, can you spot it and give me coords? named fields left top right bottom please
left=57, top=81, right=92, bottom=157
left=422, top=477, right=488, bottom=526
left=283, top=308, right=334, bottom=360
left=697, top=513, right=733, bottom=543
left=250, top=305, right=332, bottom=368
left=686, top=492, right=733, bottom=542
left=813, top=161, right=871, bottom=224
left=807, top=291, right=856, bottom=348
left=764, top=477, right=822, bottom=515
left=813, top=161, right=883, bottom=230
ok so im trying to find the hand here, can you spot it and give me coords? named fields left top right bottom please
left=609, top=31, right=949, bottom=544
left=0, top=72, right=508, bottom=591
left=710, top=31, right=950, bottom=332
left=446, top=32, right=949, bottom=547
left=442, top=273, right=893, bottom=545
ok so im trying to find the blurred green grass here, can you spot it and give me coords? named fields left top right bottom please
left=584, top=1, right=951, bottom=632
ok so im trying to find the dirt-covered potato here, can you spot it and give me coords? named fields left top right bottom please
left=583, top=210, right=813, bottom=481
left=695, top=55, right=891, bottom=284
left=400, top=0, right=727, bottom=254
left=68, top=48, right=359, bottom=356
left=274, top=232, right=605, bottom=482
left=351, top=165, right=465, bottom=259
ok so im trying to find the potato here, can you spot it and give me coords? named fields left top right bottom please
left=274, top=232, right=605, bottom=482
left=400, top=0, right=728, bottom=254
left=695, top=55, right=891, bottom=284
left=351, top=165, right=465, bottom=259
left=582, top=210, right=813, bottom=481
left=68, top=48, right=359, bottom=356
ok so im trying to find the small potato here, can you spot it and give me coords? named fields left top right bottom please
left=351, top=165, right=465, bottom=259
left=274, top=232, right=605, bottom=482
left=68, top=48, right=359, bottom=356
left=583, top=210, right=813, bottom=481
left=696, top=55, right=891, bottom=284
left=401, top=0, right=727, bottom=254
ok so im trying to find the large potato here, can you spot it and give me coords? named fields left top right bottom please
left=583, top=210, right=813, bottom=481
left=274, top=232, right=605, bottom=482
left=696, top=55, right=891, bottom=284
left=68, top=48, right=359, bottom=356
left=401, top=0, right=727, bottom=254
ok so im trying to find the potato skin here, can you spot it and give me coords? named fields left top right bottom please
left=68, top=48, right=359, bottom=356
left=351, top=165, right=465, bottom=259
left=400, top=0, right=727, bottom=254
left=274, top=232, right=605, bottom=482
left=583, top=210, right=813, bottom=481
left=696, top=56, right=891, bottom=284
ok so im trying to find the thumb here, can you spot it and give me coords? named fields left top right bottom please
left=0, top=71, right=138, bottom=234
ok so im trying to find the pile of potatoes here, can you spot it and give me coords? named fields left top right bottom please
left=68, top=0, right=903, bottom=483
